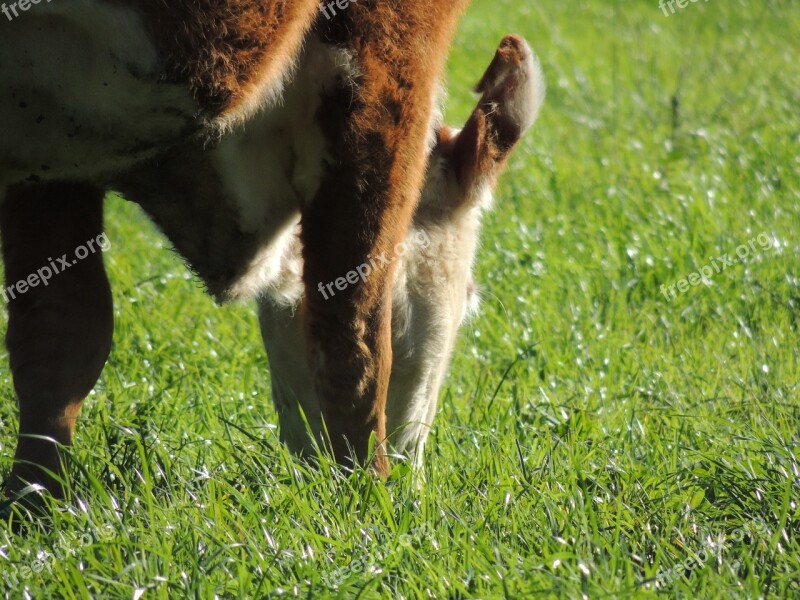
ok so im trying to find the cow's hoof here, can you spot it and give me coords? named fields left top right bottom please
left=0, top=498, right=13, bottom=521
left=0, top=483, right=50, bottom=526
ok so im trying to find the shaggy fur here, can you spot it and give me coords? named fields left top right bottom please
left=259, top=36, right=545, bottom=464
left=0, top=0, right=470, bottom=503
left=111, top=0, right=321, bottom=131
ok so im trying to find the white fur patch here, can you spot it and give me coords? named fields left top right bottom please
left=257, top=138, right=493, bottom=461
left=0, top=0, right=196, bottom=185
left=211, top=41, right=359, bottom=300
left=513, top=48, right=546, bottom=134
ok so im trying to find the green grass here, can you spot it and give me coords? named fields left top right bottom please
left=2, top=0, right=799, bottom=597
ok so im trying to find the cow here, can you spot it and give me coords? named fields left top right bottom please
left=0, top=1, right=541, bottom=509
left=259, top=35, right=544, bottom=464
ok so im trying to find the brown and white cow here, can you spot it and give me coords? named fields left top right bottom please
left=0, top=1, right=539, bottom=506
left=259, top=35, right=544, bottom=464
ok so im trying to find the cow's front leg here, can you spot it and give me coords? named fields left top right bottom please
left=1, top=183, right=113, bottom=502
left=301, top=194, right=396, bottom=474
left=301, top=2, right=468, bottom=475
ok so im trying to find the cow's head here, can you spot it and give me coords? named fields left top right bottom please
left=258, top=35, right=545, bottom=464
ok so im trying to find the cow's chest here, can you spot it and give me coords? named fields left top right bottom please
left=0, top=1, right=355, bottom=302
left=111, top=40, right=356, bottom=302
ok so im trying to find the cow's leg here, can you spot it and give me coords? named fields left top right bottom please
left=1, top=182, right=112, bottom=501
left=301, top=1, right=468, bottom=475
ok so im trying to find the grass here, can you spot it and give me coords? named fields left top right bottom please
left=1, top=0, right=799, bottom=597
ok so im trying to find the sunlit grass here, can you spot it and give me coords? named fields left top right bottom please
left=1, top=0, right=799, bottom=597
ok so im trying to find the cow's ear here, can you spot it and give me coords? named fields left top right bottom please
left=440, top=107, right=492, bottom=194
left=440, top=35, right=545, bottom=205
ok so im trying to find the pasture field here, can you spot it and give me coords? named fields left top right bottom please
left=1, top=0, right=799, bottom=597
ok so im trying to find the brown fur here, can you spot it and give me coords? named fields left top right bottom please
left=299, top=1, right=469, bottom=470
left=445, top=35, right=536, bottom=195
left=112, top=0, right=321, bottom=122
left=1, top=0, right=469, bottom=503
left=259, top=35, right=545, bottom=461
left=1, top=183, right=112, bottom=501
